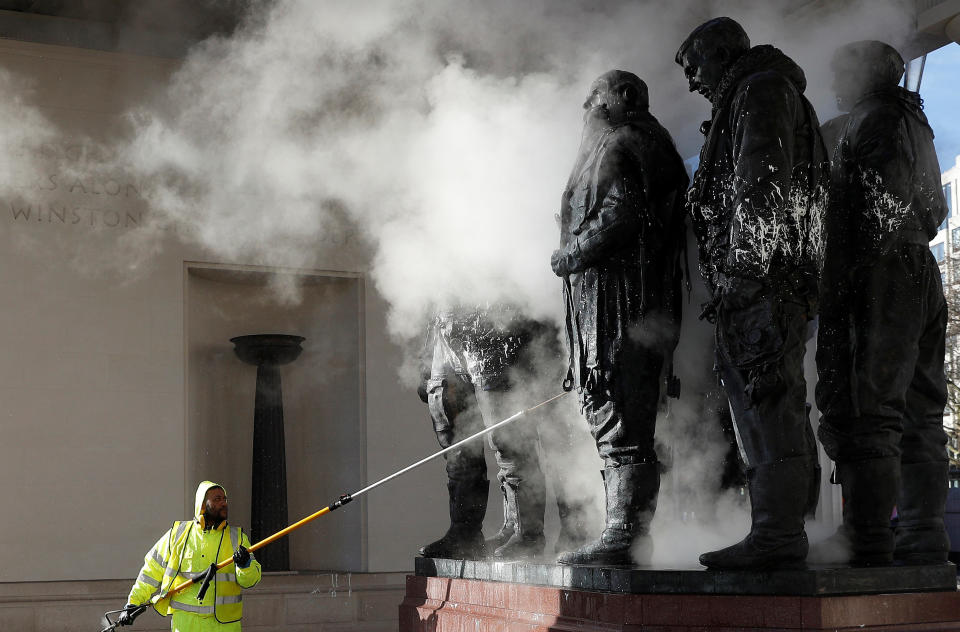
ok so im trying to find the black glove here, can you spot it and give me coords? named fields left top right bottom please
left=116, top=604, right=138, bottom=626
left=233, top=545, right=251, bottom=568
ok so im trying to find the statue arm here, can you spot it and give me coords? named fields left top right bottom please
left=561, top=148, right=645, bottom=273
left=417, top=317, right=437, bottom=403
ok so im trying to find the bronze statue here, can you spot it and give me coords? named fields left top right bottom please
left=676, top=17, right=826, bottom=570
left=552, top=70, right=687, bottom=566
left=417, top=306, right=588, bottom=560
left=815, top=40, right=949, bottom=566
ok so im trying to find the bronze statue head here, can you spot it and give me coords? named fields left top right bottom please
left=831, top=40, right=905, bottom=112
left=583, top=70, right=649, bottom=125
left=676, top=17, right=750, bottom=102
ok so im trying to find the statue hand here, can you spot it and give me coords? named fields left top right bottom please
left=698, top=298, right=720, bottom=323
left=551, top=249, right=568, bottom=276
left=416, top=366, right=431, bottom=403
left=552, top=247, right=582, bottom=276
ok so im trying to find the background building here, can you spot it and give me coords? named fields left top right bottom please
left=0, top=2, right=959, bottom=631
left=935, top=155, right=960, bottom=485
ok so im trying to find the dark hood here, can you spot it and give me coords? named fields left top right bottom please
left=857, top=86, right=932, bottom=135
left=713, top=44, right=807, bottom=110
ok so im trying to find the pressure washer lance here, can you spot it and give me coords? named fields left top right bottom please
left=100, top=390, right=569, bottom=631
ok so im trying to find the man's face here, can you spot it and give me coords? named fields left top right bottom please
left=582, top=79, right=608, bottom=112
left=679, top=42, right=727, bottom=101
left=204, top=488, right=228, bottom=523
left=831, top=54, right=868, bottom=112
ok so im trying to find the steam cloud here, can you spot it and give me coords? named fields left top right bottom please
left=2, top=0, right=923, bottom=563
left=113, top=0, right=915, bottom=336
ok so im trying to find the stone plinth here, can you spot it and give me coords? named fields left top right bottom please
left=415, top=557, right=957, bottom=596
left=400, top=559, right=960, bottom=631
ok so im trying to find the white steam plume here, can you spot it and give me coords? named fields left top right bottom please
left=119, top=0, right=705, bottom=338
left=114, top=0, right=918, bottom=338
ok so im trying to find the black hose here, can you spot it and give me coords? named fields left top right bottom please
left=196, top=563, right=218, bottom=601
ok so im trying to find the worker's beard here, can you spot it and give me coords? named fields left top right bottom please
left=203, top=507, right=227, bottom=529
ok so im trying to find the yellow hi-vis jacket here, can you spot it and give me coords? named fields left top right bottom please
left=127, top=481, right=262, bottom=629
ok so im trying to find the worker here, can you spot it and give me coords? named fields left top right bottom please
left=118, top=480, right=262, bottom=630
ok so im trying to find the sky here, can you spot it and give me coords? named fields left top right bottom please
left=922, top=42, right=960, bottom=171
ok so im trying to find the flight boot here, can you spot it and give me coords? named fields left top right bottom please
left=699, top=457, right=810, bottom=570
left=419, top=478, right=488, bottom=560
left=492, top=479, right=545, bottom=559
left=557, top=463, right=659, bottom=566
left=895, top=461, right=950, bottom=564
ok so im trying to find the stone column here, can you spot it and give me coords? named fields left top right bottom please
left=231, top=334, right=305, bottom=572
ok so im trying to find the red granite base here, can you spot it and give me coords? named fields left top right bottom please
left=399, top=575, right=960, bottom=631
